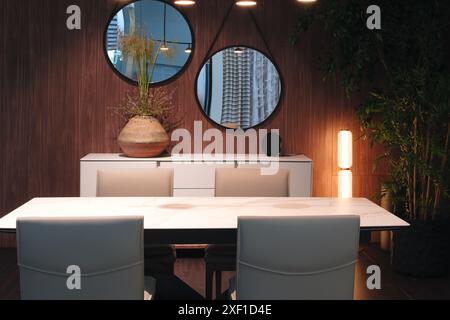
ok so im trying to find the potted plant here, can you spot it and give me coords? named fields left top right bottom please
left=292, top=0, right=450, bottom=276
left=358, top=75, right=450, bottom=276
left=116, top=31, right=177, bottom=158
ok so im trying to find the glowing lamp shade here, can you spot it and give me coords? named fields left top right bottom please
left=338, top=170, right=353, bottom=198
left=174, top=0, right=196, bottom=5
left=338, top=130, right=353, bottom=198
left=338, top=130, right=353, bottom=169
left=236, top=1, right=257, bottom=7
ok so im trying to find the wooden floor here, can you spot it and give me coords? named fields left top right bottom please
left=1, top=244, right=449, bottom=300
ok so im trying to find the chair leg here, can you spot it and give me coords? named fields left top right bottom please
left=205, top=267, right=213, bottom=300
left=215, top=271, right=222, bottom=299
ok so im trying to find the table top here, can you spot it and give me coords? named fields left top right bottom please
left=0, top=197, right=409, bottom=231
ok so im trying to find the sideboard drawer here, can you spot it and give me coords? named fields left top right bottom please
left=159, top=162, right=234, bottom=189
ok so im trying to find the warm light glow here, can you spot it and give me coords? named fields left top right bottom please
left=236, top=1, right=257, bottom=7
left=160, top=44, right=169, bottom=51
left=174, top=0, right=196, bottom=5
left=296, top=0, right=317, bottom=3
left=338, top=130, right=353, bottom=169
left=338, top=170, right=353, bottom=198
left=338, top=130, right=353, bottom=199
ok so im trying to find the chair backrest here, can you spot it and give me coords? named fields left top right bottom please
left=215, top=168, right=289, bottom=197
left=96, top=168, right=173, bottom=197
left=16, top=216, right=144, bottom=300
left=236, top=215, right=360, bottom=300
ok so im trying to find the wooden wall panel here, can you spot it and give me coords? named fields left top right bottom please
left=0, top=0, right=386, bottom=247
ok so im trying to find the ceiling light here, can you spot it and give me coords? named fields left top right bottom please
left=236, top=1, right=257, bottom=7
left=160, top=4, right=169, bottom=52
left=296, top=0, right=317, bottom=3
left=160, top=43, right=169, bottom=51
left=174, top=0, right=196, bottom=5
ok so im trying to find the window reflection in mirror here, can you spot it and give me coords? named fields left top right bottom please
left=105, top=0, right=193, bottom=84
left=196, top=47, right=282, bottom=129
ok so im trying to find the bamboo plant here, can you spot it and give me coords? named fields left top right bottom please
left=291, top=0, right=450, bottom=221
left=358, top=73, right=450, bottom=221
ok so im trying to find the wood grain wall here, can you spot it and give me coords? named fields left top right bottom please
left=0, top=0, right=387, bottom=247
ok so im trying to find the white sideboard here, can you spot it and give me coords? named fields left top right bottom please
left=80, top=153, right=313, bottom=197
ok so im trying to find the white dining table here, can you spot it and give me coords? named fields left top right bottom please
left=0, top=197, right=409, bottom=244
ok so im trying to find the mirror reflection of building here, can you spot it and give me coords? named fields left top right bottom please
left=197, top=47, right=282, bottom=129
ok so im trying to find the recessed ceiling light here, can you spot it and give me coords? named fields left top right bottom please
left=160, top=43, right=169, bottom=51
left=236, top=1, right=257, bottom=7
left=174, top=0, right=196, bottom=5
left=296, top=0, right=317, bottom=3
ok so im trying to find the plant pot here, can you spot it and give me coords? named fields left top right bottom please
left=118, top=116, right=169, bottom=158
left=391, top=219, right=450, bottom=277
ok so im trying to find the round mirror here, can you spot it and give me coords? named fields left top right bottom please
left=105, top=0, right=193, bottom=85
left=196, top=46, right=282, bottom=129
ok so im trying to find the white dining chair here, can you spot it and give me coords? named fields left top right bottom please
left=205, top=168, right=290, bottom=299
left=16, top=216, right=155, bottom=300
left=232, top=215, right=360, bottom=300
left=96, top=168, right=176, bottom=276
left=96, top=168, right=173, bottom=197
left=214, top=168, right=289, bottom=197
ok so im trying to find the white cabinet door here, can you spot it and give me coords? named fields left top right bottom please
left=80, top=161, right=157, bottom=197
left=159, top=162, right=234, bottom=189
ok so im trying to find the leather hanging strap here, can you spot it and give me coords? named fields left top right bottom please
left=248, top=10, right=275, bottom=60
left=202, top=1, right=235, bottom=62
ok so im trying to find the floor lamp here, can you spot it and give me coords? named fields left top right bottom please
left=338, top=130, right=353, bottom=198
